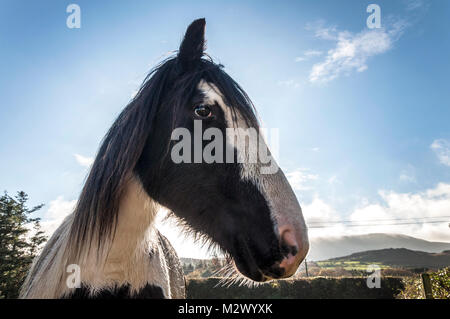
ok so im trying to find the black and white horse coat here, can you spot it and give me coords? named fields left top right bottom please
left=20, top=18, right=308, bottom=299
left=21, top=178, right=185, bottom=298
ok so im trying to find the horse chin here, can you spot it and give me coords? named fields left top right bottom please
left=232, top=259, right=266, bottom=282
left=232, top=256, right=284, bottom=283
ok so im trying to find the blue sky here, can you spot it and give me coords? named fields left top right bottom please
left=1, top=0, right=450, bottom=257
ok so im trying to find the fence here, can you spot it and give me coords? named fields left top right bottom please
left=186, top=277, right=405, bottom=299
left=422, top=268, right=450, bottom=299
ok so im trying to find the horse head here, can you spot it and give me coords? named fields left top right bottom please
left=135, top=19, right=309, bottom=282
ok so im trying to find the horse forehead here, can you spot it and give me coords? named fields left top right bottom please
left=198, top=80, right=224, bottom=105
left=197, top=80, right=248, bottom=128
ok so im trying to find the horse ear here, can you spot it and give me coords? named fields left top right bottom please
left=178, top=18, right=206, bottom=70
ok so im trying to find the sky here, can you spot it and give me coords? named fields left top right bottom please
left=1, top=0, right=450, bottom=258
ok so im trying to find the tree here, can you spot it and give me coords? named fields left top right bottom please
left=0, top=191, right=47, bottom=298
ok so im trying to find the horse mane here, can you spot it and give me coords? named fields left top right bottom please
left=68, top=54, right=260, bottom=260
left=20, top=19, right=263, bottom=299
left=68, top=58, right=175, bottom=260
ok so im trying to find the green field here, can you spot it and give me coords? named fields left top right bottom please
left=316, top=260, right=389, bottom=270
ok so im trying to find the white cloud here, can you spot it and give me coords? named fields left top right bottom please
left=406, top=0, right=424, bottom=11
left=277, top=79, right=301, bottom=88
left=305, top=183, right=450, bottom=242
left=286, top=168, right=318, bottom=191
left=304, top=50, right=323, bottom=57
left=399, top=164, right=416, bottom=183
left=399, top=172, right=416, bottom=183
left=431, top=139, right=450, bottom=166
left=40, top=196, right=76, bottom=237
left=301, top=196, right=347, bottom=238
left=328, top=175, right=340, bottom=185
left=306, top=22, right=338, bottom=41
left=308, top=20, right=407, bottom=83
left=303, top=196, right=340, bottom=224
left=294, top=50, right=323, bottom=63
left=74, top=153, right=94, bottom=168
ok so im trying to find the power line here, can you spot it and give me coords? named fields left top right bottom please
left=309, top=220, right=449, bottom=229
left=308, top=216, right=450, bottom=225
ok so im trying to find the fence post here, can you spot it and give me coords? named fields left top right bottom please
left=421, top=273, right=433, bottom=299
left=305, top=259, right=309, bottom=277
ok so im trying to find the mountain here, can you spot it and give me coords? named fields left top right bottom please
left=325, top=248, right=450, bottom=269
left=308, top=233, right=450, bottom=261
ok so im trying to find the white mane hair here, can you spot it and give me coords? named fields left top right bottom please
left=20, top=176, right=185, bottom=299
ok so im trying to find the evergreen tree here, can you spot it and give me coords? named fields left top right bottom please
left=0, top=191, right=47, bottom=298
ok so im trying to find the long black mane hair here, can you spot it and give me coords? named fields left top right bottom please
left=69, top=20, right=259, bottom=259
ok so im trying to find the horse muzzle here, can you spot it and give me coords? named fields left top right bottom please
left=275, top=224, right=309, bottom=278
left=233, top=223, right=309, bottom=282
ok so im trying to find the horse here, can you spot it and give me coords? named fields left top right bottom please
left=20, top=18, right=309, bottom=299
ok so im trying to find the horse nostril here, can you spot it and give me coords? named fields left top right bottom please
left=279, top=225, right=299, bottom=255
left=277, top=224, right=307, bottom=278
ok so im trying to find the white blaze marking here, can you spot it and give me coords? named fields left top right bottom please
left=197, top=81, right=307, bottom=244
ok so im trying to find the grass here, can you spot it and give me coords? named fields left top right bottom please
left=316, top=260, right=389, bottom=270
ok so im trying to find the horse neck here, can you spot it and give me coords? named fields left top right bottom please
left=104, top=176, right=159, bottom=263
left=24, top=177, right=162, bottom=298
left=61, top=176, right=162, bottom=294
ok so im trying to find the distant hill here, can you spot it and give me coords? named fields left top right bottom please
left=308, top=233, right=450, bottom=261
left=325, top=248, right=450, bottom=269
left=179, top=233, right=450, bottom=268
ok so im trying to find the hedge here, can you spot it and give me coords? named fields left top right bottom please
left=186, top=277, right=405, bottom=299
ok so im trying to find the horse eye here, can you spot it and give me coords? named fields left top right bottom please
left=194, top=105, right=212, bottom=118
